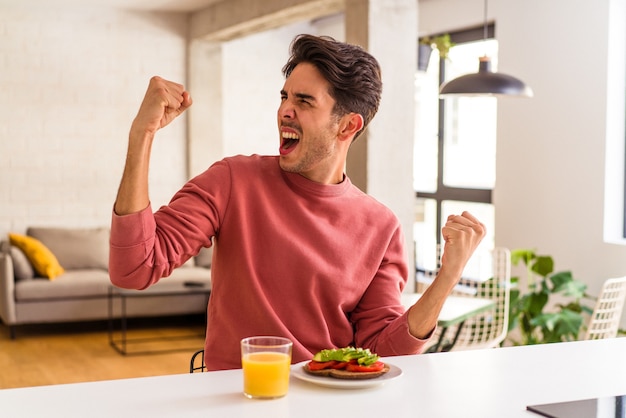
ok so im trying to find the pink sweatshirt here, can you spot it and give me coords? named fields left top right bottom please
left=110, top=155, right=428, bottom=370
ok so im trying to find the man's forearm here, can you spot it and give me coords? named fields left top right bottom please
left=408, top=211, right=486, bottom=339
left=406, top=267, right=459, bottom=339
left=113, top=131, right=154, bottom=215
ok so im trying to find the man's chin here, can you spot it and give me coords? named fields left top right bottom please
left=278, top=156, right=301, bottom=173
left=278, top=158, right=294, bottom=172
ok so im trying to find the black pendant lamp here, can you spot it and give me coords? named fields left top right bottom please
left=439, top=0, right=533, bottom=98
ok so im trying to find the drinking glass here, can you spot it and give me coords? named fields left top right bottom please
left=241, top=336, right=293, bottom=399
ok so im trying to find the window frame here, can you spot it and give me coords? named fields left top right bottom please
left=416, top=24, right=496, bottom=245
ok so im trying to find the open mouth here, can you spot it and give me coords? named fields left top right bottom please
left=280, top=131, right=300, bottom=154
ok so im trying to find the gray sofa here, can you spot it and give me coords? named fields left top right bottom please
left=0, top=227, right=212, bottom=339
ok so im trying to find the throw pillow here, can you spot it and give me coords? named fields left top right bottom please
left=8, top=233, right=65, bottom=280
left=9, top=245, right=35, bottom=281
left=27, top=227, right=109, bottom=270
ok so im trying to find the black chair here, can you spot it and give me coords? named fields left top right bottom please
left=189, top=349, right=206, bottom=373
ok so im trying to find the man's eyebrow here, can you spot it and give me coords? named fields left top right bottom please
left=280, top=90, right=317, bottom=102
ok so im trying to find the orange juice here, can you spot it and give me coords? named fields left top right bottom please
left=242, top=351, right=291, bottom=398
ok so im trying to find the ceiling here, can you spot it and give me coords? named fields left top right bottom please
left=0, top=0, right=224, bottom=12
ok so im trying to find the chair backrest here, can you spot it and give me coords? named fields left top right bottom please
left=445, top=247, right=512, bottom=350
left=584, top=276, right=626, bottom=340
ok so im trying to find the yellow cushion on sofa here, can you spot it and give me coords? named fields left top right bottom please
left=8, top=233, right=65, bottom=280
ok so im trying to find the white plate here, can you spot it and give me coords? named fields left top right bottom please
left=290, top=361, right=402, bottom=389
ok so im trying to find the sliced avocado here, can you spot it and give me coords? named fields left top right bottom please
left=312, top=347, right=379, bottom=365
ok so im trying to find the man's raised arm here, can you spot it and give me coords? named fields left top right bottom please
left=114, top=76, right=192, bottom=215
left=406, top=211, right=486, bottom=339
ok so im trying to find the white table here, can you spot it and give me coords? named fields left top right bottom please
left=2, top=338, right=625, bottom=417
left=402, top=292, right=496, bottom=351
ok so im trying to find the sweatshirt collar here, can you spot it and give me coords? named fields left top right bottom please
left=280, top=166, right=352, bottom=198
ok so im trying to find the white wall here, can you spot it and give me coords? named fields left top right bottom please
left=420, top=0, right=626, bottom=326
left=496, top=0, right=626, bottom=297
left=0, top=7, right=188, bottom=236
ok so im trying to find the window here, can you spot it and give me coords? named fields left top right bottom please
left=414, top=26, right=497, bottom=280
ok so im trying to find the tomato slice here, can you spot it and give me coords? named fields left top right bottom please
left=345, top=361, right=385, bottom=373
left=330, top=361, right=348, bottom=369
left=307, top=360, right=337, bottom=371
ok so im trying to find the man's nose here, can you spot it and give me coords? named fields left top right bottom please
left=278, top=100, right=295, bottom=119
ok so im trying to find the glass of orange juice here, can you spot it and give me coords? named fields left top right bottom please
left=241, top=336, right=293, bottom=399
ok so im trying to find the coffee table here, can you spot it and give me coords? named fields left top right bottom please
left=107, top=282, right=211, bottom=355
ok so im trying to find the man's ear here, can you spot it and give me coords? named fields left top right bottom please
left=338, top=113, right=364, bottom=142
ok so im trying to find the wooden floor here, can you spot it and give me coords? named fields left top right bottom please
left=0, top=315, right=206, bottom=389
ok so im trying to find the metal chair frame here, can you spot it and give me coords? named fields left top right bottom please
left=189, top=349, right=206, bottom=373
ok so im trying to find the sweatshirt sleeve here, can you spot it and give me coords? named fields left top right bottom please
left=350, top=224, right=433, bottom=356
left=109, top=159, right=231, bottom=289
left=109, top=205, right=160, bottom=289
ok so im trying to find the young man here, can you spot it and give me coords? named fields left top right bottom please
left=110, top=34, right=485, bottom=370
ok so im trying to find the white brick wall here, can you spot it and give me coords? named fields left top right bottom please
left=0, top=8, right=189, bottom=236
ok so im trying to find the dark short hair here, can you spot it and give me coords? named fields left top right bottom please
left=282, top=34, right=382, bottom=141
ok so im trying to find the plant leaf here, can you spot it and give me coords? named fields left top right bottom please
left=532, top=309, right=584, bottom=343
left=531, top=255, right=553, bottom=277
left=531, top=312, right=558, bottom=331
left=511, top=249, right=535, bottom=266
left=522, top=292, right=548, bottom=316
left=551, top=272, right=587, bottom=298
left=553, top=309, right=584, bottom=340
left=549, top=271, right=573, bottom=288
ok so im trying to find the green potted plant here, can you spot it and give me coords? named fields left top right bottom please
left=506, top=249, right=594, bottom=345
left=431, top=34, right=454, bottom=59
left=418, top=34, right=454, bottom=71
